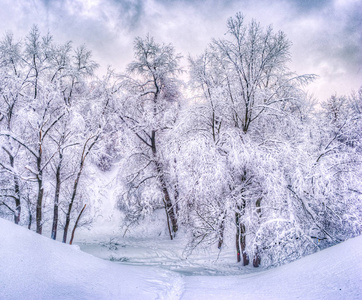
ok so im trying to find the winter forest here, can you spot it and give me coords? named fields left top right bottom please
left=0, top=12, right=361, bottom=271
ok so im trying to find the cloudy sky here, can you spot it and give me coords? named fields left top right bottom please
left=0, top=0, right=361, bottom=100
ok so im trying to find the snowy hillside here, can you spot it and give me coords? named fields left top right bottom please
left=1, top=218, right=361, bottom=300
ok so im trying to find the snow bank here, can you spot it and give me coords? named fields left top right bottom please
left=1, top=217, right=361, bottom=299
left=0, top=218, right=182, bottom=300
left=182, top=237, right=362, bottom=299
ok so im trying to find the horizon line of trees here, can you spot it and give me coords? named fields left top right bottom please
left=1, top=13, right=361, bottom=267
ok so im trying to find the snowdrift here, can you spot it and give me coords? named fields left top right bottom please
left=0, top=217, right=361, bottom=300
left=0, top=218, right=182, bottom=300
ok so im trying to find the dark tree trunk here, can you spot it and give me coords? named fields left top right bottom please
left=240, top=222, right=249, bottom=265
left=69, top=204, right=86, bottom=245
left=51, top=154, right=62, bottom=240
left=26, top=193, right=32, bottom=230
left=256, top=198, right=262, bottom=216
left=28, top=212, right=32, bottom=230
left=63, top=134, right=99, bottom=243
left=63, top=171, right=81, bottom=243
left=253, top=197, right=262, bottom=267
left=174, top=184, right=180, bottom=215
left=10, top=152, right=21, bottom=224
left=35, top=133, right=44, bottom=235
left=217, top=213, right=226, bottom=249
left=36, top=177, right=44, bottom=234
left=236, top=221, right=241, bottom=262
left=164, top=205, right=173, bottom=240
left=14, top=177, right=21, bottom=224
left=253, top=246, right=261, bottom=267
left=35, top=145, right=43, bottom=234
left=3, top=146, right=21, bottom=224
left=156, top=160, right=178, bottom=235
left=173, top=158, right=180, bottom=215
left=63, top=204, right=72, bottom=243
left=151, top=130, right=178, bottom=239
left=33, top=54, right=38, bottom=99
left=63, top=156, right=85, bottom=243
left=156, top=161, right=178, bottom=236
left=236, top=211, right=249, bottom=265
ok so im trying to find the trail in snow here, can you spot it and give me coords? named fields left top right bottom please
left=1, top=217, right=362, bottom=300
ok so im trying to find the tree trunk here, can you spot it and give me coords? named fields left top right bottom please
left=151, top=130, right=178, bottom=238
left=217, top=213, right=226, bottom=249
left=28, top=212, right=32, bottom=230
left=36, top=174, right=44, bottom=235
left=10, top=151, right=21, bottom=224
left=164, top=205, right=173, bottom=240
left=14, top=176, right=21, bottom=224
left=36, top=135, right=43, bottom=234
left=240, top=222, right=249, bottom=265
left=63, top=189, right=76, bottom=243
left=3, top=146, right=21, bottom=224
left=51, top=154, right=62, bottom=240
left=236, top=218, right=241, bottom=262
left=236, top=211, right=249, bottom=265
left=63, top=135, right=98, bottom=243
left=33, top=54, right=38, bottom=99
left=63, top=166, right=83, bottom=243
left=63, top=203, right=72, bottom=243
left=69, top=204, right=86, bottom=245
left=253, top=197, right=262, bottom=267
left=156, top=160, right=178, bottom=236
left=173, top=158, right=180, bottom=215
left=26, top=193, right=32, bottom=230
left=253, top=246, right=261, bottom=267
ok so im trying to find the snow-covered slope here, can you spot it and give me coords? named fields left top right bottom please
left=182, top=237, right=362, bottom=300
left=0, top=218, right=183, bottom=300
left=1, top=217, right=361, bottom=300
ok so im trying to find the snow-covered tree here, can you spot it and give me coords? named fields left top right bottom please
left=0, top=27, right=103, bottom=240
left=186, top=13, right=316, bottom=266
left=116, top=36, right=183, bottom=239
left=0, top=18, right=359, bottom=270
left=292, top=88, right=362, bottom=246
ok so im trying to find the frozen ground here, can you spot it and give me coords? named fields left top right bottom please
left=76, top=236, right=252, bottom=276
left=1, top=217, right=362, bottom=299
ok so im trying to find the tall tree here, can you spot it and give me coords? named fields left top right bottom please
left=188, top=13, right=315, bottom=266
left=0, top=27, right=101, bottom=239
left=0, top=33, right=26, bottom=224
left=117, top=36, right=182, bottom=239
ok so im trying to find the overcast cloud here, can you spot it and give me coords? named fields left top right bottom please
left=0, top=0, right=360, bottom=100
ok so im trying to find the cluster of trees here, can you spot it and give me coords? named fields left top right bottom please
left=0, top=25, right=108, bottom=243
left=1, top=14, right=361, bottom=267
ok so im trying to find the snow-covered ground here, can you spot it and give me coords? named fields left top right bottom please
left=1, top=217, right=361, bottom=300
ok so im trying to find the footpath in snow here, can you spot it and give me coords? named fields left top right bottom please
left=0, top=217, right=361, bottom=300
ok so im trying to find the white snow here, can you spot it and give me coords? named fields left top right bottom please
left=0, top=218, right=183, bottom=300
left=1, top=217, right=361, bottom=300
